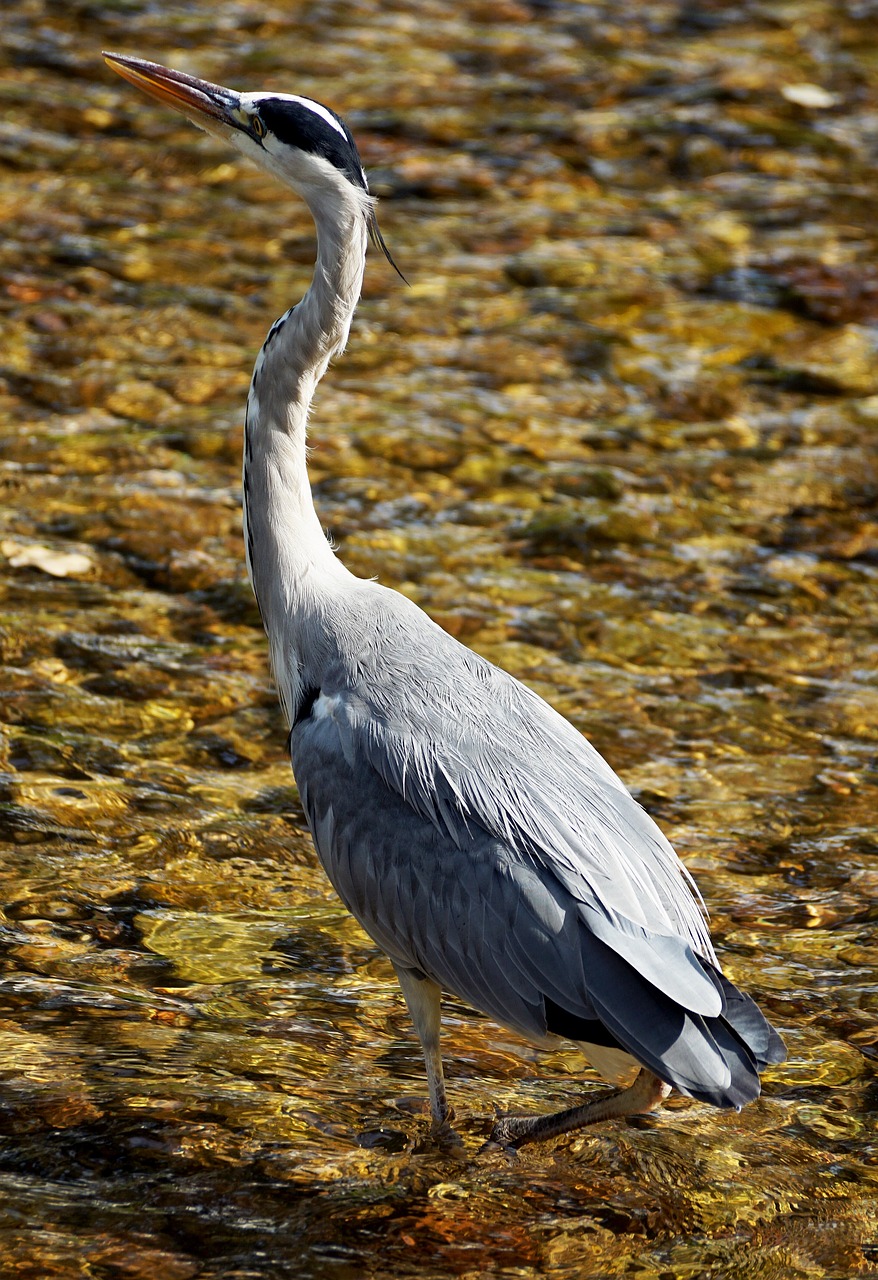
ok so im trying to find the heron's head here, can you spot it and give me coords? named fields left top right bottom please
left=102, top=53, right=401, bottom=275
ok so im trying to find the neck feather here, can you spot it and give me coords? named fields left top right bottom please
left=242, top=192, right=369, bottom=720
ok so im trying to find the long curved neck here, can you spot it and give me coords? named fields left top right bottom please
left=242, top=196, right=369, bottom=721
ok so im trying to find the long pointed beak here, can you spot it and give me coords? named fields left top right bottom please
left=102, top=52, right=242, bottom=139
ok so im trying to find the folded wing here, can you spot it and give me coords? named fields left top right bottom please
left=290, top=588, right=785, bottom=1104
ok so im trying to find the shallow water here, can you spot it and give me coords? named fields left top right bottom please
left=1, top=1, right=877, bottom=1276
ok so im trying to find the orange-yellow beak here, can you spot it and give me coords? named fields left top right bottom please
left=102, top=52, right=242, bottom=138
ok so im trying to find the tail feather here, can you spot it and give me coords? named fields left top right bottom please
left=553, top=930, right=783, bottom=1109
left=707, top=966, right=787, bottom=1069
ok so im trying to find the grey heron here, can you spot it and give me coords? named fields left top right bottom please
left=103, top=53, right=786, bottom=1149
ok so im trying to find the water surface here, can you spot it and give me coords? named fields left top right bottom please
left=1, top=1, right=876, bottom=1276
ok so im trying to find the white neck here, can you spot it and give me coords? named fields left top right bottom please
left=241, top=192, right=369, bottom=721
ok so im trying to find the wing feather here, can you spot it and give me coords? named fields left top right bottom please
left=320, top=598, right=718, bottom=1000
left=289, top=586, right=782, bottom=1102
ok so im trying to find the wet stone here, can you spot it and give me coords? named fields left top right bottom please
left=101, top=380, right=180, bottom=423
left=780, top=325, right=878, bottom=395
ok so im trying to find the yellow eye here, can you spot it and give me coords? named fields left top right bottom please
left=252, top=115, right=266, bottom=139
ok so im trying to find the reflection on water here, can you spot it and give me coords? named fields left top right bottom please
left=1, top=0, right=877, bottom=1276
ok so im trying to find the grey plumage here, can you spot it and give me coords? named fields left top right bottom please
left=290, top=582, right=783, bottom=1113
left=104, top=51, right=785, bottom=1148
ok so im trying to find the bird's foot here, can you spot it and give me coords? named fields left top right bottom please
left=479, top=1070, right=671, bottom=1152
left=476, top=1103, right=531, bottom=1155
left=479, top=1117, right=528, bottom=1155
left=390, top=1097, right=463, bottom=1151
left=428, top=1104, right=463, bottom=1149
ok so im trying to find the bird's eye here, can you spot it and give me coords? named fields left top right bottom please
left=252, top=114, right=266, bottom=139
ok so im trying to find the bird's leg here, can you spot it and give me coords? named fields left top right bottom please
left=486, top=1068, right=671, bottom=1151
left=393, top=964, right=452, bottom=1131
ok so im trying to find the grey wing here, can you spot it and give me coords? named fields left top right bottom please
left=296, top=720, right=553, bottom=1039
left=308, top=591, right=721, bottom=1001
left=289, top=609, right=780, bottom=1105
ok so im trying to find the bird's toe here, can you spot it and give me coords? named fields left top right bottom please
left=479, top=1113, right=533, bottom=1154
